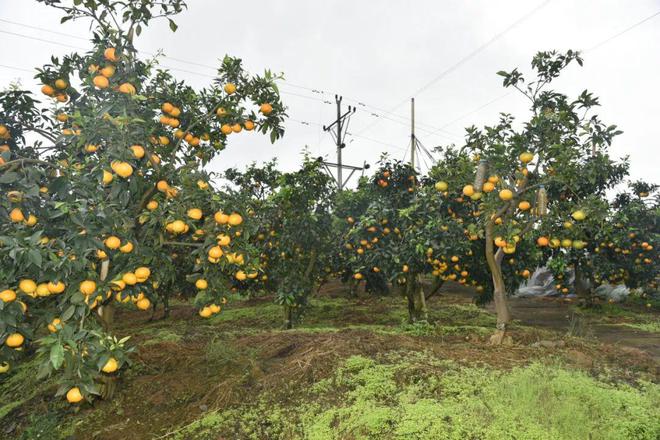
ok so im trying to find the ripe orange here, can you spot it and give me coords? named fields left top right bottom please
left=9, top=208, right=25, bottom=223
left=162, top=102, right=174, bottom=113
left=260, top=103, right=273, bottom=115
left=537, top=236, right=549, bottom=247
left=100, top=65, right=116, bottom=77
left=244, top=120, right=255, bottom=131
left=135, top=267, right=151, bottom=281
left=228, top=213, right=243, bottom=226
left=195, top=279, right=208, bottom=289
left=221, top=124, right=232, bottom=135
left=102, top=170, right=114, bottom=185
left=41, top=84, right=55, bottom=96
left=224, top=83, right=236, bottom=94
left=66, top=387, right=84, bottom=403
left=105, top=236, right=121, bottom=249
left=119, top=241, right=134, bottom=253
left=462, top=185, right=475, bottom=197
left=482, top=182, right=495, bottom=192
left=47, top=281, right=65, bottom=294
left=122, top=272, right=138, bottom=285
left=146, top=200, right=158, bottom=211
left=499, top=189, right=514, bottom=201
left=130, top=145, right=145, bottom=159
left=187, top=208, right=203, bottom=220
left=354, top=273, right=363, bottom=280
left=93, top=75, right=109, bottom=89
left=235, top=271, right=247, bottom=281
left=47, top=318, right=62, bottom=333
left=518, top=201, right=531, bottom=211
left=156, top=180, right=169, bottom=192
left=135, top=298, right=151, bottom=310
left=208, top=246, right=223, bottom=259
left=79, top=280, right=97, bottom=295
left=0, top=289, right=16, bottom=302
left=18, top=279, right=37, bottom=294
left=199, top=306, right=212, bottom=318
left=101, top=358, right=118, bottom=373
left=5, top=333, right=24, bottom=348
left=104, top=47, right=118, bottom=62
left=113, top=161, right=133, bottom=178
left=231, top=123, right=242, bottom=133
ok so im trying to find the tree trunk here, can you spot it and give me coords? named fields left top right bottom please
left=413, top=274, right=428, bottom=321
left=485, top=221, right=511, bottom=344
left=425, top=278, right=444, bottom=301
left=574, top=262, right=593, bottom=307
left=283, top=305, right=293, bottom=329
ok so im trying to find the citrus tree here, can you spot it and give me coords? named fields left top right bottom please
left=0, top=0, right=285, bottom=403
left=449, top=50, right=628, bottom=342
left=343, top=158, right=469, bottom=323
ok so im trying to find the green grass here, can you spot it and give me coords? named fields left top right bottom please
left=616, top=321, right=660, bottom=333
left=0, top=356, right=53, bottom=421
left=166, top=353, right=660, bottom=440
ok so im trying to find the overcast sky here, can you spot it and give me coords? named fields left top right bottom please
left=1, top=0, right=658, bottom=188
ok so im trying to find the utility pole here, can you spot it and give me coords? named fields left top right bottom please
left=410, top=97, right=416, bottom=170
left=321, top=95, right=367, bottom=190
left=405, top=97, right=435, bottom=173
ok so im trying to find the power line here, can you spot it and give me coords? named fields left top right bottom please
left=427, top=7, right=660, bottom=136
left=0, top=16, right=464, bottom=142
left=354, top=0, right=552, bottom=136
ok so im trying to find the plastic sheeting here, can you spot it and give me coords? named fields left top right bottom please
left=513, top=266, right=630, bottom=302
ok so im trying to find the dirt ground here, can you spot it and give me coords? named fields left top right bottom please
left=2, top=280, right=658, bottom=440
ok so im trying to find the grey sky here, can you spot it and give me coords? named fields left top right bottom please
left=1, top=0, right=658, bottom=187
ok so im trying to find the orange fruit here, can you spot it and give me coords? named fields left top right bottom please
left=105, top=236, right=121, bottom=249
left=518, top=201, right=531, bottom=211
left=260, top=103, right=273, bottom=115
left=156, top=180, right=169, bottom=192
left=187, top=208, right=203, bottom=220
left=9, top=208, right=25, bottom=223
left=0, top=289, right=16, bottom=302
left=195, top=279, right=208, bottom=289
left=79, top=280, right=96, bottom=295
left=41, top=84, right=55, bottom=96
left=224, top=83, right=236, bottom=94
left=47, top=318, right=62, bottom=333
left=244, top=120, right=255, bottom=130
left=228, top=213, right=243, bottom=226
left=100, top=65, right=116, bottom=78
left=537, top=236, right=549, bottom=247
left=66, top=387, right=84, bottom=404
left=499, top=189, right=514, bottom=201
left=104, top=47, right=118, bottom=62
left=93, top=75, right=109, bottom=89
left=18, top=279, right=37, bottom=294
left=146, top=200, right=158, bottom=211
left=5, top=333, right=24, bottom=348
left=101, top=358, right=118, bottom=373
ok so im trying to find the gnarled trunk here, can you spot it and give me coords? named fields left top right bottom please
left=97, top=260, right=114, bottom=331
left=485, top=221, right=511, bottom=344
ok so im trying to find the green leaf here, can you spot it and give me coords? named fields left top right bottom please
left=168, top=19, right=178, bottom=32
left=0, top=172, right=19, bottom=184
left=50, top=343, right=65, bottom=369
left=28, top=249, right=43, bottom=268
left=62, top=305, right=76, bottom=321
